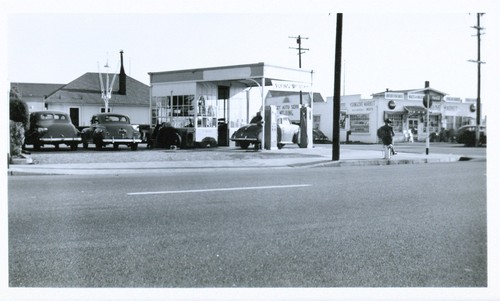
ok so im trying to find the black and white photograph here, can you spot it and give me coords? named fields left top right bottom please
left=2, top=0, right=498, bottom=300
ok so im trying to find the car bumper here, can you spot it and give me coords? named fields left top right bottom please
left=102, top=137, right=140, bottom=143
left=230, top=137, right=259, bottom=142
left=39, top=137, right=82, bottom=142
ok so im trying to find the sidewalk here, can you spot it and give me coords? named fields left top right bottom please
left=7, top=146, right=462, bottom=175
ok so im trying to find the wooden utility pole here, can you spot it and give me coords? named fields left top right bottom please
left=289, top=35, right=309, bottom=68
left=471, top=13, right=485, bottom=147
left=332, top=13, right=343, bottom=161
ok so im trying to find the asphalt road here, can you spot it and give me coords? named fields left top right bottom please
left=8, top=160, right=487, bottom=288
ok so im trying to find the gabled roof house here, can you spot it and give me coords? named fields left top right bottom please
left=45, top=52, right=149, bottom=126
left=12, top=51, right=150, bottom=127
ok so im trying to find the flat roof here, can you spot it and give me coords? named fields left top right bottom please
left=149, top=62, right=313, bottom=87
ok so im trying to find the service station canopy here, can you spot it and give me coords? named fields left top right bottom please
left=149, top=62, right=313, bottom=91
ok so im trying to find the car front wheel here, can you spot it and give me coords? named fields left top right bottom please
left=239, top=141, right=250, bottom=149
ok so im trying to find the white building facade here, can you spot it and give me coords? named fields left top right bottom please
left=314, top=88, right=481, bottom=143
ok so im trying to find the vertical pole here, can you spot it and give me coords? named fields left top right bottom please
left=170, top=90, right=173, bottom=124
left=298, top=35, right=302, bottom=68
left=475, top=13, right=482, bottom=147
left=332, top=13, right=343, bottom=161
left=425, top=81, right=430, bottom=155
left=261, top=76, right=265, bottom=150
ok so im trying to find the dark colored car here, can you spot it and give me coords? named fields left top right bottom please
left=81, top=113, right=141, bottom=150
left=231, top=115, right=300, bottom=149
left=25, top=111, right=81, bottom=150
left=456, top=125, right=486, bottom=147
left=313, top=129, right=330, bottom=143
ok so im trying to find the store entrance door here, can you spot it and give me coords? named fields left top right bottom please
left=408, top=118, right=419, bottom=141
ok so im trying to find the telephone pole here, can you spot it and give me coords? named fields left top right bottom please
left=332, top=14, right=343, bottom=161
left=289, top=35, right=309, bottom=68
left=468, top=13, right=485, bottom=147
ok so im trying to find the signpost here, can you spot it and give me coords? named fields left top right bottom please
left=423, top=81, right=431, bottom=155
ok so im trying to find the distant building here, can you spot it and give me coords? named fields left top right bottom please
left=10, top=51, right=150, bottom=127
left=10, top=83, right=65, bottom=112
left=314, top=88, right=482, bottom=143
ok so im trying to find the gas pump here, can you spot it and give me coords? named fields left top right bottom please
left=264, top=105, right=278, bottom=150
left=299, top=106, right=313, bottom=148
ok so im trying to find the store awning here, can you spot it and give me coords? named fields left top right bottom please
left=404, top=106, right=427, bottom=115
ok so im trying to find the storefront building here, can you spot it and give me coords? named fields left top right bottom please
left=314, top=88, right=481, bottom=143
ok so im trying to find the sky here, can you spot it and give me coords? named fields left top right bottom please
left=3, top=0, right=500, bottom=121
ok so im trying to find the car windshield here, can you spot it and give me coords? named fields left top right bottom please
left=279, top=117, right=290, bottom=125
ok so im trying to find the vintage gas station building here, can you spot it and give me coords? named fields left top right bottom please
left=149, top=62, right=314, bottom=149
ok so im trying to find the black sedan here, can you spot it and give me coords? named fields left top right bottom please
left=25, top=111, right=81, bottom=150
left=456, top=125, right=486, bottom=147
left=81, top=113, right=141, bottom=150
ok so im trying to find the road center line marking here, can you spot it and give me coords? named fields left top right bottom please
left=127, top=184, right=312, bottom=196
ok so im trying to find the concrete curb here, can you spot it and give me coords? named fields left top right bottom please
left=7, top=153, right=463, bottom=176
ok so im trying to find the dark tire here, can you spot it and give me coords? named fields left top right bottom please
left=33, top=142, right=41, bottom=151
left=278, top=143, right=284, bottom=149
left=83, top=142, right=88, bottom=149
left=131, top=143, right=138, bottom=151
left=71, top=143, right=78, bottom=151
left=240, top=141, right=250, bottom=149
left=95, top=141, right=103, bottom=150
left=113, top=143, right=119, bottom=150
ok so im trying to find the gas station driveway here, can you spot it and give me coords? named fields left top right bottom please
left=7, top=143, right=467, bottom=176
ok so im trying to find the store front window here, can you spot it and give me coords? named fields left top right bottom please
left=386, top=113, right=403, bottom=133
left=349, top=114, right=369, bottom=133
left=422, top=115, right=440, bottom=133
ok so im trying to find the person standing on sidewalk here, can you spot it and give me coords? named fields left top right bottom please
left=377, top=119, right=397, bottom=158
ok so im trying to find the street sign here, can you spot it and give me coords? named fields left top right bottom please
left=423, top=95, right=432, bottom=108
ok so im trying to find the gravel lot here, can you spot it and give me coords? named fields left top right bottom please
left=23, top=143, right=322, bottom=165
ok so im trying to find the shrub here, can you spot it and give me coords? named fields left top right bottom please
left=10, top=120, right=25, bottom=157
left=10, top=91, right=30, bottom=129
left=9, top=87, right=29, bottom=157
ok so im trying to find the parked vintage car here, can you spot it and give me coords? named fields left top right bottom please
left=81, top=113, right=141, bottom=150
left=25, top=111, right=81, bottom=150
left=313, top=129, right=330, bottom=144
left=456, top=125, right=486, bottom=147
left=231, top=115, right=300, bottom=149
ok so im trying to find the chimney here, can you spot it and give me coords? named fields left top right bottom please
left=118, top=50, right=126, bottom=95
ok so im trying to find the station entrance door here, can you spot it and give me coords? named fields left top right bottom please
left=217, top=86, right=230, bottom=146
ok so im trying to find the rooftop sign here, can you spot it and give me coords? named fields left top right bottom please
left=408, top=93, right=425, bottom=100
left=384, top=92, right=404, bottom=100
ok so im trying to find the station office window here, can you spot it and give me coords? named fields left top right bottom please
left=349, top=114, right=369, bottom=133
